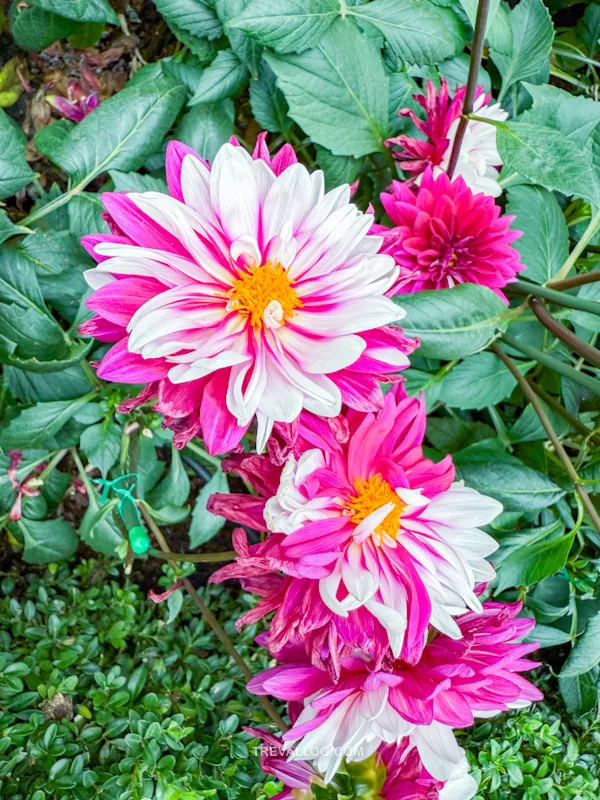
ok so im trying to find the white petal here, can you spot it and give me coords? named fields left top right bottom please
left=210, top=143, right=259, bottom=242
left=279, top=327, right=365, bottom=373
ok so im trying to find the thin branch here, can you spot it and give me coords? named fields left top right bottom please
left=139, top=503, right=288, bottom=733
left=528, top=298, right=600, bottom=367
left=446, top=0, right=492, bottom=178
left=508, top=278, right=600, bottom=317
left=500, top=333, right=600, bottom=395
left=492, top=344, right=600, bottom=535
left=148, top=549, right=237, bottom=563
left=526, top=379, right=600, bottom=447
left=549, top=271, right=600, bottom=291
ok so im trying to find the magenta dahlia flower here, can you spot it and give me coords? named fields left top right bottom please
left=386, top=79, right=508, bottom=197
left=372, top=169, right=523, bottom=302
left=210, top=385, right=501, bottom=669
left=248, top=602, right=542, bottom=784
left=79, top=135, right=413, bottom=453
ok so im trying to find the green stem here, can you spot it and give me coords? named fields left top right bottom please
left=184, top=441, right=222, bottom=469
left=20, top=188, right=79, bottom=228
left=554, top=209, right=600, bottom=283
left=500, top=333, right=600, bottom=395
left=148, top=548, right=236, bottom=563
left=80, top=359, right=101, bottom=389
left=552, top=47, right=600, bottom=68
left=38, top=449, right=69, bottom=482
left=509, top=278, right=600, bottom=317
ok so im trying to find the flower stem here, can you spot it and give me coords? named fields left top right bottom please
left=446, top=0, right=492, bottom=179
left=148, top=548, right=236, bottom=563
left=528, top=298, right=600, bottom=367
left=554, top=208, right=600, bottom=283
left=139, top=503, right=288, bottom=733
left=184, top=441, right=222, bottom=468
left=525, top=379, right=600, bottom=447
left=491, top=343, right=600, bottom=534
left=549, top=271, right=600, bottom=291
left=500, top=333, right=600, bottom=395
left=508, top=278, right=600, bottom=317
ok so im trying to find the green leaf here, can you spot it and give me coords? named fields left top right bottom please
left=454, top=444, right=565, bottom=512
left=426, top=418, right=494, bottom=454
left=505, top=185, right=569, bottom=285
left=0, top=109, right=35, bottom=200
left=0, top=245, right=68, bottom=362
left=189, top=50, right=249, bottom=105
left=0, top=338, right=92, bottom=374
left=4, top=362, right=93, bottom=403
left=174, top=100, right=235, bottom=162
left=439, top=352, right=533, bottom=410
left=80, top=420, right=122, bottom=478
left=403, top=368, right=444, bottom=412
left=153, top=0, right=223, bottom=40
left=249, top=62, right=292, bottom=134
left=31, top=0, right=118, bottom=23
left=0, top=395, right=94, bottom=449
left=68, top=193, right=110, bottom=238
left=491, top=0, right=553, bottom=98
left=80, top=494, right=124, bottom=556
left=396, top=284, right=508, bottom=360
left=39, top=69, right=186, bottom=189
left=189, top=469, right=229, bottom=548
left=14, top=518, right=78, bottom=563
left=494, top=520, right=574, bottom=593
left=109, top=170, right=168, bottom=194
left=560, top=611, right=600, bottom=677
left=569, top=282, right=600, bottom=333
left=9, top=0, right=78, bottom=51
left=0, top=212, right=31, bottom=246
left=509, top=400, right=570, bottom=443
left=230, top=0, right=339, bottom=54
left=577, top=3, right=600, bottom=59
left=147, top=446, right=190, bottom=509
left=522, top=82, right=600, bottom=147
left=314, top=146, right=361, bottom=191
left=349, top=0, right=466, bottom=66
left=264, top=19, right=389, bottom=158
left=216, top=0, right=262, bottom=75
left=496, top=121, right=600, bottom=206
left=559, top=670, right=599, bottom=717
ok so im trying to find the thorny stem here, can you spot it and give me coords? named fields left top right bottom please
left=528, top=298, right=600, bottom=367
left=508, top=278, right=600, bottom=317
left=139, top=503, right=289, bottom=733
left=525, top=379, right=600, bottom=447
left=501, top=333, right=600, bottom=395
left=492, top=344, right=600, bottom=535
left=446, top=0, right=492, bottom=178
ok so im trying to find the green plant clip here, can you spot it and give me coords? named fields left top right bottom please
left=91, top=474, right=150, bottom=555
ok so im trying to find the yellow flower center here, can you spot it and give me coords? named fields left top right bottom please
left=228, top=262, right=302, bottom=328
left=346, top=474, right=405, bottom=540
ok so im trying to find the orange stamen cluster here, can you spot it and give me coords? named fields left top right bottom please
left=228, top=262, right=302, bottom=328
left=346, top=474, right=405, bottom=540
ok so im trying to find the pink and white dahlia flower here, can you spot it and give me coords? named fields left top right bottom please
left=380, top=741, right=477, bottom=800
left=373, top=169, right=523, bottom=302
left=211, top=385, right=501, bottom=668
left=79, top=135, right=413, bottom=453
left=387, top=79, right=508, bottom=197
left=248, top=602, right=542, bottom=784
left=243, top=726, right=319, bottom=800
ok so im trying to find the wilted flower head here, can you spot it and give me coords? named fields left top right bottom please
left=373, top=169, right=523, bottom=302
left=387, top=79, right=508, bottom=197
left=6, top=450, right=44, bottom=522
left=46, top=79, right=99, bottom=123
left=79, top=134, right=413, bottom=453
left=211, top=384, right=501, bottom=670
left=248, top=602, right=542, bottom=785
left=244, top=726, right=320, bottom=800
